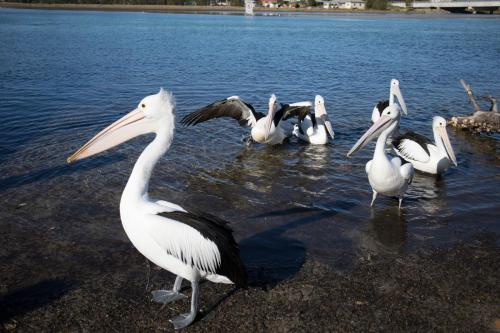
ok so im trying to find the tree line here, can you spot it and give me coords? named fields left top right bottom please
left=3, top=0, right=245, bottom=5
left=3, top=0, right=386, bottom=10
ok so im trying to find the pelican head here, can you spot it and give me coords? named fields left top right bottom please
left=314, top=95, right=325, bottom=116
left=390, top=79, right=408, bottom=116
left=314, top=95, right=334, bottom=139
left=264, top=94, right=277, bottom=140
left=67, top=88, right=175, bottom=163
left=347, top=104, right=401, bottom=157
left=433, top=116, right=457, bottom=166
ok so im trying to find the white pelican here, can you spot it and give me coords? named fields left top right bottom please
left=68, top=89, right=247, bottom=329
left=371, top=79, right=408, bottom=124
left=392, top=116, right=457, bottom=175
left=348, top=104, right=414, bottom=209
left=180, top=95, right=310, bottom=145
left=287, top=95, right=335, bottom=145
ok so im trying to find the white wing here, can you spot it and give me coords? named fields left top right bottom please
left=365, top=160, right=373, bottom=174
left=155, top=200, right=187, bottom=213
left=289, top=101, right=313, bottom=107
left=393, top=138, right=431, bottom=163
left=145, top=214, right=221, bottom=274
left=400, top=163, right=414, bottom=184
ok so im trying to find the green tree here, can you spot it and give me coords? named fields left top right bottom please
left=365, top=0, right=387, bottom=9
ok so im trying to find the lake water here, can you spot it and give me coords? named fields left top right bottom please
left=0, top=8, right=499, bottom=279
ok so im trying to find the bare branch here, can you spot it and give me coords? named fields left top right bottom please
left=460, top=79, right=481, bottom=112
left=450, top=80, right=499, bottom=133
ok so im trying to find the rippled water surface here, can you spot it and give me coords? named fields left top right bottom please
left=0, top=8, right=499, bottom=276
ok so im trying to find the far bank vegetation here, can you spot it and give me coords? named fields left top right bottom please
left=2, top=0, right=388, bottom=9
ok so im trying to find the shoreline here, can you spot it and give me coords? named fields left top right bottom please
left=0, top=2, right=439, bottom=14
left=1, top=228, right=498, bottom=332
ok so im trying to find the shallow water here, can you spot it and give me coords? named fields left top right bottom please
left=0, top=8, right=499, bottom=278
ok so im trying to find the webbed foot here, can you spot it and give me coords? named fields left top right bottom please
left=170, top=311, right=197, bottom=330
left=151, top=290, right=186, bottom=304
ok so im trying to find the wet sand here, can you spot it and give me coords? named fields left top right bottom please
left=1, top=218, right=498, bottom=332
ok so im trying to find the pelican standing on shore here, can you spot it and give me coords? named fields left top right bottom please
left=68, top=89, right=247, bottom=329
left=348, top=104, right=414, bottom=208
left=181, top=95, right=310, bottom=145
left=287, top=95, right=335, bottom=145
left=392, top=116, right=457, bottom=174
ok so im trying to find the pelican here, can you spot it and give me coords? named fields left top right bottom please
left=371, top=79, right=408, bottom=124
left=180, top=95, right=310, bottom=145
left=348, top=104, right=414, bottom=209
left=287, top=95, right=335, bottom=145
left=67, top=89, right=247, bottom=329
left=392, top=116, right=457, bottom=175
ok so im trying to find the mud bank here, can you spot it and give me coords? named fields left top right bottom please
left=1, top=227, right=498, bottom=332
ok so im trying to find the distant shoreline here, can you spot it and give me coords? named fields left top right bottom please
left=0, top=2, right=437, bottom=14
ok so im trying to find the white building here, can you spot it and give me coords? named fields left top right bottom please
left=341, top=0, right=365, bottom=8
left=261, top=0, right=279, bottom=7
left=318, top=0, right=365, bottom=8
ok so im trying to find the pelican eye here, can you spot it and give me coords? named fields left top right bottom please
left=141, top=103, right=146, bottom=108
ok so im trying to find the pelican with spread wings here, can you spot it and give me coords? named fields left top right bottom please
left=181, top=95, right=311, bottom=145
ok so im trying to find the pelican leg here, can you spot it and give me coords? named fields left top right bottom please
left=151, top=276, right=186, bottom=304
left=370, top=191, right=378, bottom=207
left=398, top=197, right=403, bottom=209
left=170, top=280, right=199, bottom=330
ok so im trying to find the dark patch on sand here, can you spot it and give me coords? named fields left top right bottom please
left=1, top=223, right=498, bottom=332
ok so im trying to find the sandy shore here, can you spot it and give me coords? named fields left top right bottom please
left=0, top=2, right=426, bottom=14
left=1, top=217, right=498, bottom=332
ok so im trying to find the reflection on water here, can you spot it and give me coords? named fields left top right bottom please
left=408, top=173, right=451, bottom=216
left=362, top=207, right=408, bottom=255
left=0, top=9, right=499, bottom=274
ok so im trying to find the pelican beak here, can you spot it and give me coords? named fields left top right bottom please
left=67, top=108, right=150, bottom=163
left=393, top=84, right=408, bottom=116
left=320, top=114, right=335, bottom=139
left=437, top=126, right=457, bottom=166
left=347, top=115, right=392, bottom=157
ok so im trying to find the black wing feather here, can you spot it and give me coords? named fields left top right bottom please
left=242, top=101, right=265, bottom=121
left=180, top=98, right=264, bottom=127
left=376, top=100, right=390, bottom=115
left=157, top=210, right=247, bottom=287
left=392, top=131, right=433, bottom=156
left=280, top=104, right=313, bottom=126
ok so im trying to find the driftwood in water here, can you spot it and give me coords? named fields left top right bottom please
left=450, top=80, right=499, bottom=133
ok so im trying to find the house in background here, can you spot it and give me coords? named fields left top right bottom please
left=317, top=0, right=365, bottom=8
left=341, top=0, right=365, bottom=8
left=261, top=0, right=280, bottom=7
left=281, top=0, right=307, bottom=7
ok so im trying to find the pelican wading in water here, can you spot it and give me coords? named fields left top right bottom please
left=67, top=89, right=247, bottom=329
left=392, top=116, right=457, bottom=175
left=287, top=95, right=335, bottom=145
left=180, top=95, right=311, bottom=145
left=348, top=104, right=414, bottom=209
